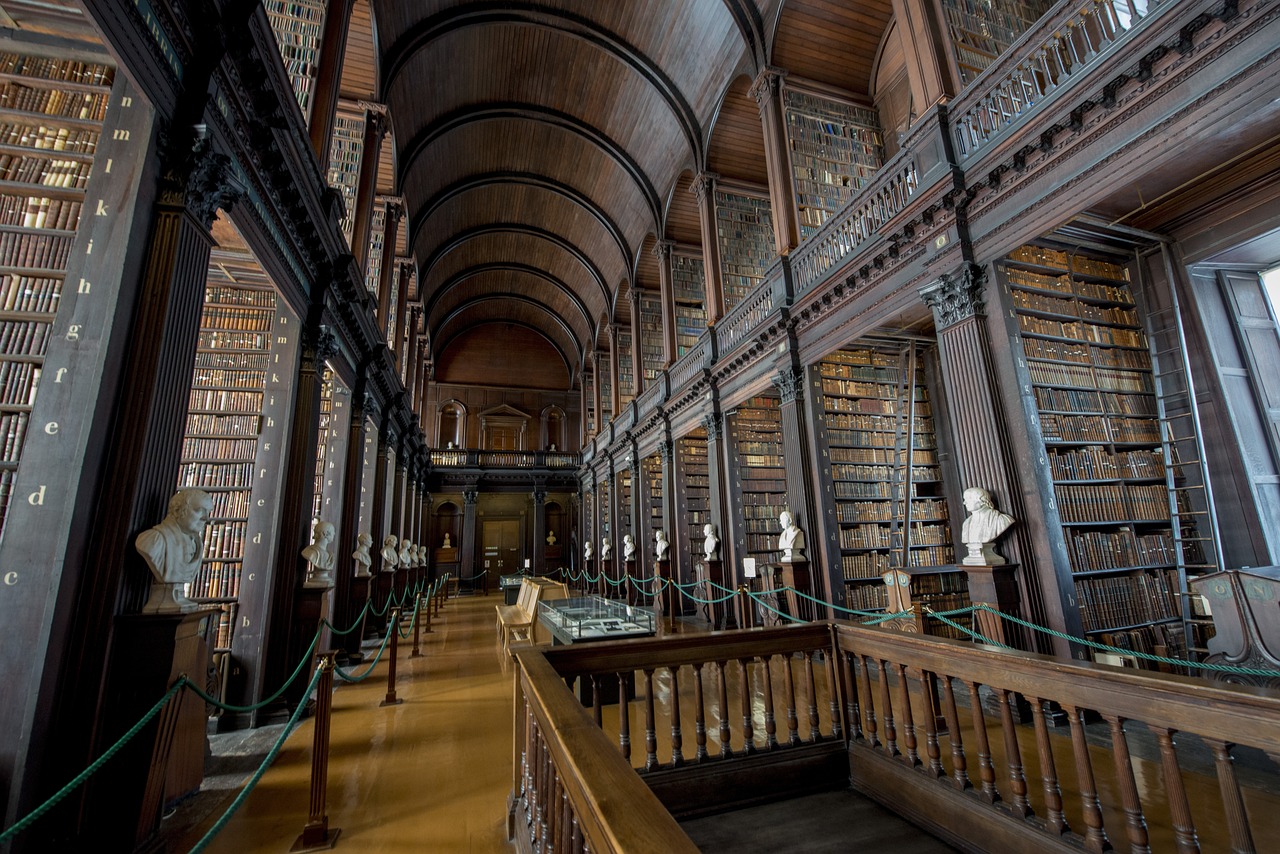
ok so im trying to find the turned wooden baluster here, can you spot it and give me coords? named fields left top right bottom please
left=940, top=675, right=970, bottom=790
left=1028, top=697, right=1069, bottom=834
left=570, top=814, right=582, bottom=854
left=839, top=649, right=858, bottom=741
left=894, top=663, right=919, bottom=767
left=591, top=676, right=602, bottom=727
left=559, top=785, right=571, bottom=854
left=717, top=660, right=732, bottom=758
left=740, top=658, right=757, bottom=754
left=1150, top=726, right=1200, bottom=853
left=693, top=662, right=709, bottom=761
left=804, top=651, right=820, bottom=741
left=618, top=678, right=631, bottom=763
left=643, top=668, right=659, bottom=771
left=1105, top=714, right=1151, bottom=853
left=1064, top=704, right=1107, bottom=852
left=531, top=736, right=544, bottom=845
left=854, top=654, right=879, bottom=748
left=876, top=659, right=898, bottom=757
left=668, top=665, right=684, bottom=766
left=545, top=771, right=559, bottom=851
left=1203, top=738, right=1256, bottom=853
left=521, top=705, right=534, bottom=810
left=762, top=654, right=779, bottom=749
left=917, top=670, right=943, bottom=778
left=782, top=651, right=800, bottom=746
left=962, top=681, right=998, bottom=803
left=996, top=688, right=1031, bottom=816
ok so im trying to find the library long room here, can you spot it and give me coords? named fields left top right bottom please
left=1, top=1, right=1279, bottom=853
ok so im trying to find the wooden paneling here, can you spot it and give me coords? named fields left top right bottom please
left=426, top=265, right=593, bottom=347
left=771, top=0, right=894, bottom=95
left=435, top=322, right=572, bottom=390
left=708, top=74, right=769, bottom=185
left=340, top=0, right=377, bottom=102
left=636, top=234, right=660, bottom=292
left=665, top=171, right=702, bottom=246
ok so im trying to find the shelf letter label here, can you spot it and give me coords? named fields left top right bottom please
left=28, top=485, right=46, bottom=505
left=79, top=278, right=91, bottom=293
left=44, top=422, right=58, bottom=435
left=3, top=572, right=16, bottom=586
left=95, top=200, right=108, bottom=216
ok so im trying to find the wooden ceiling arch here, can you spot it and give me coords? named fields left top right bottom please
left=398, top=103, right=663, bottom=229
left=434, top=302, right=579, bottom=379
left=424, top=263, right=595, bottom=344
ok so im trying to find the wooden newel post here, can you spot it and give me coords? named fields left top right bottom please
left=292, top=651, right=341, bottom=852
left=423, top=586, right=434, bottom=633
left=381, top=608, right=403, bottom=707
left=410, top=595, right=424, bottom=658
left=737, top=585, right=757, bottom=629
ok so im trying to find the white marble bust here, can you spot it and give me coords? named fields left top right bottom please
left=398, top=537, right=412, bottom=567
left=303, top=521, right=336, bottom=588
left=546, top=530, right=557, bottom=546
left=380, top=534, right=400, bottom=570
left=779, top=510, right=806, bottom=563
left=703, top=522, right=720, bottom=561
left=442, top=532, right=452, bottom=549
left=352, top=532, right=373, bottom=578
left=654, top=529, right=669, bottom=561
left=622, top=534, right=636, bottom=561
left=961, top=487, right=1015, bottom=565
left=136, top=488, right=213, bottom=614
left=584, top=540, right=593, bottom=561
left=412, top=544, right=423, bottom=567
left=600, top=537, right=612, bottom=560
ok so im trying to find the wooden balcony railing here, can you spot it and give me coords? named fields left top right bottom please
left=512, top=621, right=1280, bottom=852
left=951, top=0, right=1169, bottom=162
left=428, top=449, right=580, bottom=469
left=715, top=273, right=777, bottom=357
left=667, top=337, right=709, bottom=393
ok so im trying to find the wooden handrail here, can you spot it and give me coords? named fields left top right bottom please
left=513, top=650, right=699, bottom=853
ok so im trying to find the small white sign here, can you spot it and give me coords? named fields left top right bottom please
left=743, top=557, right=757, bottom=578
left=485, top=560, right=491, bottom=568
left=524, top=558, right=531, bottom=568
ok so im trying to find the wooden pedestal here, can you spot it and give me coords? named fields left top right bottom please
left=961, top=563, right=1022, bottom=648
left=779, top=561, right=814, bottom=621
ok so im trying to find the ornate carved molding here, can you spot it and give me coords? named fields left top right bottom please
left=302, top=323, right=339, bottom=369
left=653, top=239, right=675, bottom=261
left=463, top=488, right=479, bottom=506
left=773, top=367, right=805, bottom=404
left=160, top=130, right=244, bottom=229
left=920, top=263, right=986, bottom=330
left=748, top=66, right=787, bottom=108
left=657, top=439, right=673, bottom=464
left=690, top=171, right=719, bottom=203
left=702, top=412, right=722, bottom=442
left=532, top=488, right=547, bottom=505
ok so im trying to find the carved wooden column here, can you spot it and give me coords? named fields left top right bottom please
left=461, top=485, right=479, bottom=582
left=750, top=66, right=801, bottom=256
left=704, top=409, right=730, bottom=570
left=308, top=0, right=357, bottom=164
left=628, top=448, right=645, bottom=583
left=392, top=432, right=408, bottom=542
left=351, top=107, right=388, bottom=278
left=270, top=317, right=339, bottom=714
left=390, top=251, right=411, bottom=351
left=888, top=0, right=959, bottom=112
left=608, top=324, right=621, bottom=416
left=920, top=264, right=1067, bottom=655
left=532, top=486, right=548, bottom=571
left=376, top=202, right=404, bottom=338
left=691, top=171, right=725, bottom=324
left=654, top=239, right=678, bottom=366
left=628, top=288, right=645, bottom=394
left=335, top=382, right=372, bottom=663
left=580, top=374, right=590, bottom=439
left=404, top=302, right=420, bottom=392
left=591, top=351, right=603, bottom=433
left=366, top=414, right=396, bottom=635
left=774, top=364, right=823, bottom=612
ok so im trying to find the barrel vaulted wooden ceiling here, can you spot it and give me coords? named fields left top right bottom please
left=353, top=0, right=895, bottom=391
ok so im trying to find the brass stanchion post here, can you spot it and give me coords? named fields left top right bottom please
left=410, top=595, right=424, bottom=658
left=380, top=608, right=403, bottom=707
left=738, top=585, right=757, bottom=630
left=291, top=651, right=340, bottom=851
left=423, top=584, right=434, bottom=633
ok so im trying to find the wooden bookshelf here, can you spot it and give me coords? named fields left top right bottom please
left=715, top=188, right=773, bottom=312
left=671, top=252, right=706, bottom=356
left=1001, top=243, right=1185, bottom=662
left=179, top=278, right=276, bottom=651
left=598, top=355, right=612, bottom=426
left=728, top=397, right=787, bottom=567
left=327, top=110, right=363, bottom=244
left=638, top=290, right=663, bottom=380
left=618, top=467, right=633, bottom=546
left=644, top=453, right=664, bottom=548
left=617, top=328, right=634, bottom=405
left=312, top=370, right=334, bottom=520
left=263, top=0, right=326, bottom=122
left=366, top=202, right=386, bottom=298
left=0, top=52, right=111, bottom=542
left=939, top=0, right=1054, bottom=86
left=782, top=88, right=883, bottom=239
left=816, top=345, right=956, bottom=613
left=584, top=370, right=595, bottom=436
left=677, top=427, right=709, bottom=566
left=597, top=474, right=611, bottom=550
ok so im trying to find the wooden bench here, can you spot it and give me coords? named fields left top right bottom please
left=495, top=577, right=569, bottom=655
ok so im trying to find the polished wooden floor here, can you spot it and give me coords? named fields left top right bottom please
left=169, top=592, right=1280, bottom=853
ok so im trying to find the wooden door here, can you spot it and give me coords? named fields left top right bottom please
left=482, top=519, right=522, bottom=574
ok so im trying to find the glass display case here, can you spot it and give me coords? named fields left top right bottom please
left=537, top=596, right=656, bottom=644
left=499, top=573, right=528, bottom=605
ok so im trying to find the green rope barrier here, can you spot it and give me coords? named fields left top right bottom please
left=322, top=599, right=371, bottom=636
left=969, top=605, right=1280, bottom=677
left=677, top=587, right=739, bottom=606
left=0, top=680, right=186, bottom=845
left=397, top=601, right=419, bottom=640
left=602, top=574, right=625, bottom=588
left=784, top=584, right=897, bottom=619
left=746, top=590, right=805, bottom=624
left=184, top=632, right=322, bottom=713
left=186, top=666, right=324, bottom=854
left=923, top=608, right=1013, bottom=650
left=335, top=620, right=395, bottom=683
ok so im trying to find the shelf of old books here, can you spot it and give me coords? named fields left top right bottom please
left=584, top=370, right=595, bottom=436
left=938, top=0, right=1055, bottom=86
left=312, top=370, right=335, bottom=520
left=782, top=87, right=883, bottom=239
left=644, top=453, right=664, bottom=546
left=598, top=355, right=612, bottom=427
left=1001, top=243, right=1183, bottom=659
left=263, top=0, right=326, bottom=122
left=677, top=427, right=709, bottom=565
left=618, top=466, right=633, bottom=545
left=617, top=328, right=634, bottom=405
left=816, top=345, right=956, bottom=614
left=671, top=252, right=706, bottom=357
left=596, top=474, right=611, bottom=550
left=729, top=397, right=787, bottom=567
left=178, top=274, right=276, bottom=651
left=638, top=290, right=664, bottom=381
left=0, top=52, right=112, bottom=541
left=715, top=188, right=773, bottom=312
left=327, top=109, right=364, bottom=244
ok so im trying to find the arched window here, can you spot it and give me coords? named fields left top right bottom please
left=437, top=400, right=465, bottom=448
